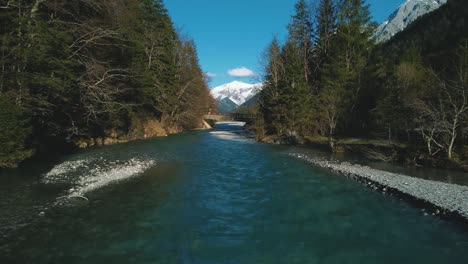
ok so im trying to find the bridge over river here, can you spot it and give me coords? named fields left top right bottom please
left=204, top=113, right=257, bottom=123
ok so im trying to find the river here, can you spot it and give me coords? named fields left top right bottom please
left=1, top=122, right=467, bottom=263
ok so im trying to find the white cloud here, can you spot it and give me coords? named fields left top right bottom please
left=205, top=72, right=217, bottom=78
left=228, top=67, right=255, bottom=77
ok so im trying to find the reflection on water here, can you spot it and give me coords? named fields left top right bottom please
left=0, top=122, right=467, bottom=263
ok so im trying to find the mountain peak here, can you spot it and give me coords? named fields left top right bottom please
left=216, top=80, right=261, bottom=89
left=374, top=0, right=447, bottom=43
left=210, top=81, right=263, bottom=111
left=227, top=80, right=249, bottom=85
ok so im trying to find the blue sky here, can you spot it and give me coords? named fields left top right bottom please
left=164, top=0, right=403, bottom=87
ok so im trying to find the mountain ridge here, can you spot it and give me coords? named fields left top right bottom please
left=210, top=81, right=263, bottom=112
left=374, top=0, right=447, bottom=43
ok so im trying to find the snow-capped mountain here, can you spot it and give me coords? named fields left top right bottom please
left=374, top=0, right=447, bottom=43
left=216, top=97, right=239, bottom=113
left=210, top=81, right=263, bottom=106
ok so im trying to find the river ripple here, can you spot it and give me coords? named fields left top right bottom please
left=0, top=122, right=467, bottom=263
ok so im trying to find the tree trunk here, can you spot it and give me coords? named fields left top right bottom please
left=448, top=116, right=459, bottom=160
left=329, top=136, right=335, bottom=152
left=448, top=130, right=456, bottom=160
left=427, top=139, right=432, bottom=156
left=329, top=123, right=335, bottom=151
left=388, top=126, right=391, bottom=142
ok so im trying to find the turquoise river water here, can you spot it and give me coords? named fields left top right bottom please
left=0, top=122, right=467, bottom=263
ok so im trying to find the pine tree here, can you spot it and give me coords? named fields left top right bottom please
left=24, top=8, right=80, bottom=140
left=314, top=0, right=336, bottom=79
left=373, top=83, right=410, bottom=141
left=0, top=0, right=215, bottom=168
left=318, top=0, right=375, bottom=149
left=0, top=97, right=34, bottom=168
left=280, top=40, right=311, bottom=135
left=139, top=0, right=180, bottom=124
left=260, top=37, right=286, bottom=135
left=174, top=39, right=214, bottom=128
left=288, top=0, right=314, bottom=83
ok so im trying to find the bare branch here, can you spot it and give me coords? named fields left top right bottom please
left=0, top=1, right=15, bottom=9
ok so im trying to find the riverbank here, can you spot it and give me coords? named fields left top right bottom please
left=0, top=118, right=212, bottom=170
left=73, top=119, right=212, bottom=149
left=254, top=130, right=468, bottom=172
left=291, top=153, right=468, bottom=223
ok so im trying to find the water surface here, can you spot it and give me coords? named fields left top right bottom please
left=1, top=122, right=467, bottom=263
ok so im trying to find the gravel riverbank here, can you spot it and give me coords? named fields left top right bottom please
left=290, top=153, right=468, bottom=221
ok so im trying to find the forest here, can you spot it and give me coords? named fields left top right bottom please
left=0, top=0, right=215, bottom=168
left=258, top=0, right=468, bottom=170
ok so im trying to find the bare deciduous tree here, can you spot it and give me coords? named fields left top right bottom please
left=413, top=43, right=468, bottom=160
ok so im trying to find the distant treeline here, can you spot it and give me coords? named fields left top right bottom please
left=0, top=0, right=215, bottom=168
left=258, top=0, right=468, bottom=168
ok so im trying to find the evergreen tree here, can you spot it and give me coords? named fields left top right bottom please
left=373, top=82, right=411, bottom=141
left=173, top=39, right=214, bottom=128
left=260, top=37, right=286, bottom=135
left=281, top=41, right=311, bottom=135
left=314, top=0, right=336, bottom=80
left=0, top=0, right=214, bottom=168
left=0, top=97, right=34, bottom=168
left=319, top=0, right=375, bottom=149
left=139, top=0, right=180, bottom=124
left=24, top=8, right=80, bottom=140
left=271, top=0, right=315, bottom=136
left=288, top=0, right=314, bottom=83
left=258, top=0, right=468, bottom=166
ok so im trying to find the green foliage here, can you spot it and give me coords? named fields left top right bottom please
left=373, top=83, right=411, bottom=141
left=314, top=0, right=336, bottom=80
left=260, top=37, right=285, bottom=135
left=318, top=0, right=375, bottom=143
left=0, top=0, right=214, bottom=168
left=259, top=1, right=316, bottom=137
left=316, top=0, right=335, bottom=43
left=288, top=0, right=314, bottom=83
left=260, top=0, right=376, bottom=143
left=280, top=41, right=311, bottom=132
left=259, top=0, right=468, bottom=163
left=0, top=97, right=34, bottom=168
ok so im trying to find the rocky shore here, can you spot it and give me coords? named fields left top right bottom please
left=291, top=153, right=468, bottom=222
left=73, top=119, right=212, bottom=149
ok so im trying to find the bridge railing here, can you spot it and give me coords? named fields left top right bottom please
left=229, top=113, right=258, bottom=121
left=204, top=113, right=259, bottom=122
